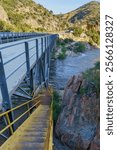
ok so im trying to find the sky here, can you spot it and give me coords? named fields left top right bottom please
left=33, top=0, right=100, bottom=14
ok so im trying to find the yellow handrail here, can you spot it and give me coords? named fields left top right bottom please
left=0, top=95, right=42, bottom=136
left=0, top=87, right=53, bottom=150
left=44, top=87, right=53, bottom=150
left=0, top=95, right=43, bottom=117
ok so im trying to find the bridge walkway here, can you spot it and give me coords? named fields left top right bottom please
left=0, top=89, right=53, bottom=150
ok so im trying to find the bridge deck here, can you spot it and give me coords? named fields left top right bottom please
left=0, top=90, right=53, bottom=150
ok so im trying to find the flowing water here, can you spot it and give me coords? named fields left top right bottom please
left=49, top=49, right=100, bottom=90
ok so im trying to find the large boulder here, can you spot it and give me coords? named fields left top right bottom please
left=89, top=127, right=100, bottom=150
left=55, top=75, right=100, bottom=150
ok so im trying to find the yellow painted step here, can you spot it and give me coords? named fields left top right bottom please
left=0, top=105, right=50, bottom=150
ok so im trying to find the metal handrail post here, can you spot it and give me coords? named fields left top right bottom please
left=25, top=42, right=33, bottom=91
left=35, top=39, right=39, bottom=89
left=44, top=36, right=48, bottom=86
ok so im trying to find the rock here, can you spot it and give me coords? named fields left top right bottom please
left=54, top=136, right=71, bottom=150
left=0, top=5, right=9, bottom=22
left=62, top=75, right=83, bottom=107
left=89, top=127, right=100, bottom=150
left=55, top=75, right=100, bottom=150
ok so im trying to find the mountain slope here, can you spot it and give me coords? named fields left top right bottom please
left=60, top=1, right=100, bottom=46
left=63, top=1, right=100, bottom=25
left=0, top=0, right=100, bottom=45
left=0, top=0, right=60, bottom=32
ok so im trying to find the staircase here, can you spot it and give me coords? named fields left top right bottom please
left=0, top=90, right=53, bottom=150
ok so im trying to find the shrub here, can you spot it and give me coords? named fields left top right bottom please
left=56, top=39, right=65, bottom=47
left=0, top=20, right=5, bottom=31
left=73, top=43, right=86, bottom=53
left=94, top=61, right=100, bottom=69
left=53, top=91, right=62, bottom=126
left=81, top=61, right=100, bottom=97
left=86, top=29, right=100, bottom=45
left=64, top=38, right=73, bottom=44
left=8, top=11, right=24, bottom=25
left=73, top=27, right=83, bottom=37
left=89, top=38, right=94, bottom=46
left=22, top=25, right=32, bottom=32
left=57, top=47, right=67, bottom=60
left=58, top=52, right=66, bottom=60
left=0, top=20, right=15, bottom=32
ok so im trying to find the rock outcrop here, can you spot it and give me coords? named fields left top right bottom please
left=55, top=75, right=100, bottom=150
left=0, top=5, right=9, bottom=22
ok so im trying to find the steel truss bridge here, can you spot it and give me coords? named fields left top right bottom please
left=0, top=32, right=58, bottom=150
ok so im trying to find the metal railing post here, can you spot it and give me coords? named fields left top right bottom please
left=25, top=42, right=30, bottom=78
left=40, top=37, right=47, bottom=88
left=41, top=37, right=44, bottom=54
left=44, top=37, right=46, bottom=78
left=34, top=39, right=39, bottom=89
left=25, top=42, right=33, bottom=91
left=47, top=36, right=50, bottom=67
left=36, top=39, right=39, bottom=61
left=39, top=37, right=43, bottom=84
left=46, top=36, right=49, bottom=87
left=44, top=36, right=48, bottom=86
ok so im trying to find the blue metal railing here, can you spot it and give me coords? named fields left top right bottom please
left=0, top=33, right=58, bottom=111
left=0, top=32, right=48, bottom=44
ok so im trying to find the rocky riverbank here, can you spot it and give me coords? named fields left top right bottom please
left=54, top=64, right=100, bottom=150
left=53, top=38, right=99, bottom=60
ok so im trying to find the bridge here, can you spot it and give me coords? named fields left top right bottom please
left=0, top=32, right=58, bottom=150
left=0, top=32, right=48, bottom=44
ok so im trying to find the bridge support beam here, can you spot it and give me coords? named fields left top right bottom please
left=0, top=52, right=14, bottom=134
left=0, top=52, right=12, bottom=111
left=35, top=39, right=40, bottom=90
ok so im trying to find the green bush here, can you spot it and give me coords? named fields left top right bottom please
left=64, top=38, right=73, bottom=44
left=94, top=61, right=100, bottom=69
left=86, top=29, right=100, bottom=45
left=0, top=20, right=5, bottom=31
left=58, top=52, right=66, bottom=60
left=89, top=38, right=94, bottom=46
left=56, top=39, right=66, bottom=47
left=8, top=12, right=24, bottom=25
left=81, top=61, right=100, bottom=97
left=73, top=27, right=83, bottom=37
left=0, top=20, right=15, bottom=32
left=73, top=43, right=86, bottom=53
left=53, top=91, right=62, bottom=126
left=57, top=47, right=67, bottom=60
left=19, top=24, right=32, bottom=32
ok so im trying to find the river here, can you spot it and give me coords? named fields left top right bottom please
left=49, top=49, right=100, bottom=90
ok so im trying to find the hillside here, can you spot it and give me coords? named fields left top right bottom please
left=60, top=1, right=100, bottom=46
left=0, top=0, right=60, bottom=32
left=0, top=0, right=100, bottom=45
left=63, top=1, right=99, bottom=25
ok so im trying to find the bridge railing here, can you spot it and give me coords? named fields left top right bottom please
left=0, top=33, right=58, bottom=111
left=44, top=87, right=53, bottom=150
left=0, top=32, right=48, bottom=44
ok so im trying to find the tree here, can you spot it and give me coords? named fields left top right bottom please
left=49, top=10, right=53, bottom=14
